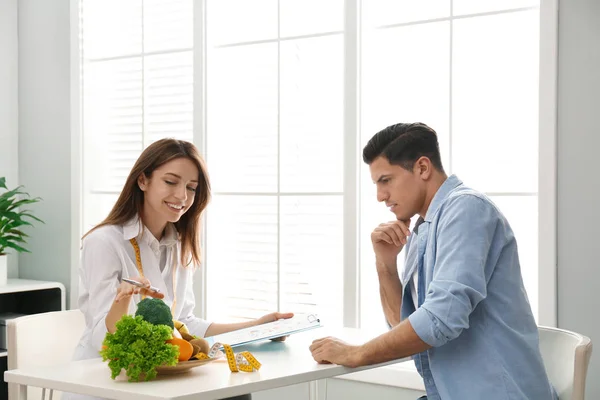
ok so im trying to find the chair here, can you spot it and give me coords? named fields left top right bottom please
left=538, top=326, right=593, bottom=400
left=7, top=309, right=86, bottom=400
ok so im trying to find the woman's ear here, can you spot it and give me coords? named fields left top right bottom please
left=137, top=174, right=148, bottom=191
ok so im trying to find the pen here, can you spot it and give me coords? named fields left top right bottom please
left=122, top=278, right=161, bottom=293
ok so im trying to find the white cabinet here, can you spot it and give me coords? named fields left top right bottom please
left=0, top=279, right=65, bottom=399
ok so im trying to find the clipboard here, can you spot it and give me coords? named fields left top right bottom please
left=205, top=314, right=322, bottom=348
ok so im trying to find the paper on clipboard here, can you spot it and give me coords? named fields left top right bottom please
left=206, top=314, right=322, bottom=348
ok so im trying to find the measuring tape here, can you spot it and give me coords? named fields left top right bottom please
left=129, top=238, right=178, bottom=312
left=194, top=342, right=262, bottom=373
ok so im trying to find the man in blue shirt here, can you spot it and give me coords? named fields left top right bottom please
left=309, top=123, right=557, bottom=399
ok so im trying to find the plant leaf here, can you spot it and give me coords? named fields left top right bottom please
left=6, top=198, right=41, bottom=211
left=7, top=229, right=28, bottom=238
left=2, top=220, right=33, bottom=232
left=2, top=235, right=26, bottom=243
left=0, top=187, right=26, bottom=202
left=0, top=177, right=6, bottom=189
left=0, top=211, right=22, bottom=221
left=18, top=212, right=44, bottom=224
left=0, top=238, right=29, bottom=253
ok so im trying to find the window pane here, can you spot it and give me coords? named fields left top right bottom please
left=206, top=196, right=278, bottom=322
left=361, top=22, right=450, bottom=169
left=281, top=196, right=343, bottom=327
left=207, top=44, right=278, bottom=193
left=144, top=52, right=193, bottom=144
left=82, top=0, right=142, bottom=59
left=83, top=58, right=143, bottom=193
left=280, top=36, right=344, bottom=193
left=453, top=0, right=539, bottom=16
left=279, top=0, right=344, bottom=37
left=488, top=195, right=538, bottom=320
left=207, top=0, right=278, bottom=46
left=362, top=0, right=450, bottom=27
left=144, top=0, right=192, bottom=52
left=452, top=10, right=539, bottom=192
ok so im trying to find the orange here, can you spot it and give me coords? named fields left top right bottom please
left=166, top=337, right=194, bottom=361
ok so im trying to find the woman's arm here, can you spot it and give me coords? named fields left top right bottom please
left=204, top=312, right=294, bottom=337
left=105, top=277, right=164, bottom=333
left=178, top=266, right=294, bottom=338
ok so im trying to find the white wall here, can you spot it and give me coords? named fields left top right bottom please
left=17, top=0, right=75, bottom=301
left=0, top=0, right=19, bottom=279
left=557, top=0, right=600, bottom=398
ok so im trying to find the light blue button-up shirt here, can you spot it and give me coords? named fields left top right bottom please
left=400, top=175, right=557, bottom=400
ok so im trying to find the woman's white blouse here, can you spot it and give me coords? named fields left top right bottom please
left=73, top=217, right=211, bottom=361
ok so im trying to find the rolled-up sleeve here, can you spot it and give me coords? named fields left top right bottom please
left=80, top=234, right=124, bottom=351
left=409, top=194, right=498, bottom=347
left=178, top=267, right=212, bottom=338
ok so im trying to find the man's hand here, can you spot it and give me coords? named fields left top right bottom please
left=371, top=219, right=411, bottom=268
left=255, top=312, right=294, bottom=342
left=309, top=336, right=363, bottom=368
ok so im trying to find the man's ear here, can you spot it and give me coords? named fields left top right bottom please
left=416, top=157, right=432, bottom=180
left=138, top=174, right=148, bottom=191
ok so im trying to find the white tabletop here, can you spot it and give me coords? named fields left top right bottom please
left=4, top=327, right=408, bottom=400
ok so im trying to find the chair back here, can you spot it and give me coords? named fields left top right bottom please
left=538, top=326, right=593, bottom=400
left=7, top=309, right=86, bottom=400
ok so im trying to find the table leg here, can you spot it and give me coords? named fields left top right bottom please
left=308, top=379, right=328, bottom=400
left=18, top=384, right=27, bottom=400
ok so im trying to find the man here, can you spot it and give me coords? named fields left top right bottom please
left=309, top=123, right=557, bottom=400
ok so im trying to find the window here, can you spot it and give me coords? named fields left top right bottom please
left=79, top=0, right=546, bottom=330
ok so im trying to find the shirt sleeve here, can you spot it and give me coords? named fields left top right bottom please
left=80, top=233, right=126, bottom=351
left=408, top=194, right=500, bottom=347
left=177, top=267, right=212, bottom=338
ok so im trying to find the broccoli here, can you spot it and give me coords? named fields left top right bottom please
left=135, top=298, right=174, bottom=329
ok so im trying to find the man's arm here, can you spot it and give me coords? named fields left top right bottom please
left=377, top=260, right=403, bottom=327
left=358, top=318, right=431, bottom=365
left=370, top=219, right=412, bottom=327
left=309, top=315, right=430, bottom=367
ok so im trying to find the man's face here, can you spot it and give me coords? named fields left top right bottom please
left=369, top=156, right=424, bottom=221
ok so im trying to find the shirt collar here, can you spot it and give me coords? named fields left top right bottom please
left=122, top=216, right=179, bottom=247
left=424, top=174, right=463, bottom=222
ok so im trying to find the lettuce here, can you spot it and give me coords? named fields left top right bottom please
left=100, top=315, right=178, bottom=382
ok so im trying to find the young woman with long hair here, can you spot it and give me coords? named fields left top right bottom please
left=66, top=139, right=291, bottom=400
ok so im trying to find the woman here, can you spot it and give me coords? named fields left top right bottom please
left=67, top=139, right=292, bottom=400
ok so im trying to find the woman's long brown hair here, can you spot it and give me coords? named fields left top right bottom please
left=83, top=139, right=210, bottom=267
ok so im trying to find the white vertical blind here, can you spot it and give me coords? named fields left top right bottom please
left=81, top=0, right=193, bottom=231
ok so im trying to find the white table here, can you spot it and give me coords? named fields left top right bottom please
left=4, top=327, right=408, bottom=400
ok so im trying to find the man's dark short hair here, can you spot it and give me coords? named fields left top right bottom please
left=362, top=122, right=445, bottom=172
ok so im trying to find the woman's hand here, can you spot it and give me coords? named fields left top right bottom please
left=115, top=277, right=164, bottom=303
left=255, top=312, right=294, bottom=342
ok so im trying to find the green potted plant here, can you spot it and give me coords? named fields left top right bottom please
left=0, top=177, right=43, bottom=285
